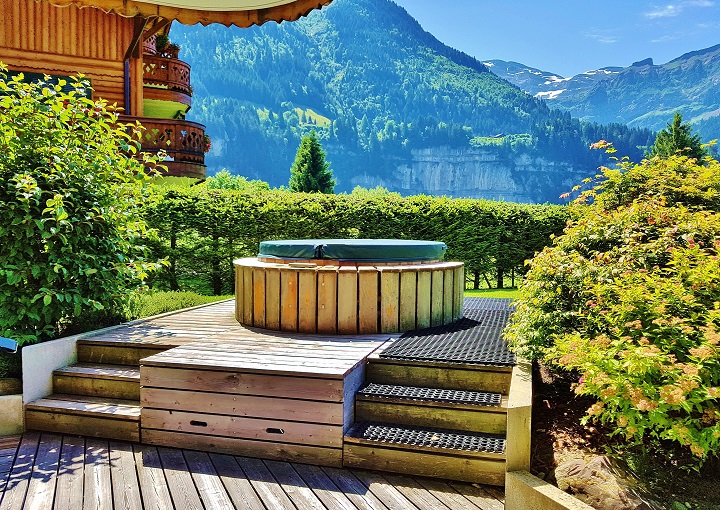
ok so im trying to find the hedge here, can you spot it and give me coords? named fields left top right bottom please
left=144, top=188, right=569, bottom=295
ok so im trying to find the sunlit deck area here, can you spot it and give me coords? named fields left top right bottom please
left=0, top=433, right=505, bottom=510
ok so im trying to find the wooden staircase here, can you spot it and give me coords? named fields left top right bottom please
left=343, top=354, right=513, bottom=486
left=23, top=339, right=162, bottom=442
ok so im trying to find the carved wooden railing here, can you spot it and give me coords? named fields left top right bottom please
left=143, top=55, right=192, bottom=95
left=121, top=116, right=205, bottom=165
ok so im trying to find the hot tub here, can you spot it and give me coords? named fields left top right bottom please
left=234, top=239, right=464, bottom=334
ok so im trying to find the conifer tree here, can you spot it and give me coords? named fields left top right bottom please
left=649, top=112, right=708, bottom=161
left=289, top=130, right=335, bottom=193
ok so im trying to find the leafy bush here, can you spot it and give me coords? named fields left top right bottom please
left=144, top=188, right=568, bottom=295
left=505, top=152, right=720, bottom=463
left=0, top=67, right=161, bottom=345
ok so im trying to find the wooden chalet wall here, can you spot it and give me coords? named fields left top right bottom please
left=0, top=0, right=142, bottom=113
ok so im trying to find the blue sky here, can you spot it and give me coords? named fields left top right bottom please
left=392, top=0, right=720, bottom=77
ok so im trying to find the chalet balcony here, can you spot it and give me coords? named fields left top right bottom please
left=121, top=116, right=207, bottom=179
left=142, top=55, right=193, bottom=111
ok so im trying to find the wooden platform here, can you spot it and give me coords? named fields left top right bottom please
left=0, top=433, right=506, bottom=509
left=101, top=299, right=397, bottom=467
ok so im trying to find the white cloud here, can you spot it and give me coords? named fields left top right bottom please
left=584, top=30, right=619, bottom=44
left=644, top=4, right=683, bottom=18
left=644, top=0, right=715, bottom=18
left=651, top=34, right=680, bottom=42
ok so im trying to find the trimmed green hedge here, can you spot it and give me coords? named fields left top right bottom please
left=144, top=188, right=568, bottom=295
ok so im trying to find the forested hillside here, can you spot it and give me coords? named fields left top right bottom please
left=172, top=0, right=654, bottom=201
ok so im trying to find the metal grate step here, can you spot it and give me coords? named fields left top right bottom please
left=357, top=383, right=502, bottom=407
left=347, top=422, right=506, bottom=455
left=380, top=299, right=516, bottom=366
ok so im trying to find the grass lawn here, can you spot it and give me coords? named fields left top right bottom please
left=464, top=287, right=519, bottom=299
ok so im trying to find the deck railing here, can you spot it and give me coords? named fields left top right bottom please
left=143, top=55, right=192, bottom=95
left=121, top=116, right=206, bottom=165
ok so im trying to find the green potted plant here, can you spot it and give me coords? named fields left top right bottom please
left=155, top=33, right=169, bottom=54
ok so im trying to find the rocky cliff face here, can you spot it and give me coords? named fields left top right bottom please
left=346, top=147, right=585, bottom=203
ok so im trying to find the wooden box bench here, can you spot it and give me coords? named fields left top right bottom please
left=139, top=334, right=390, bottom=466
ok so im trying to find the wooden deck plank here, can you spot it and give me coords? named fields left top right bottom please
left=207, top=454, right=266, bottom=510
left=351, top=469, right=425, bottom=510
left=183, top=450, right=235, bottom=510
left=292, top=463, right=359, bottom=510
left=448, top=481, right=504, bottom=510
left=414, top=478, right=487, bottom=510
left=142, top=409, right=343, bottom=448
left=262, top=460, right=328, bottom=510
left=54, top=436, right=85, bottom=510
left=23, top=433, right=62, bottom=510
left=0, top=432, right=40, bottom=510
left=109, top=441, right=143, bottom=510
left=380, top=474, right=452, bottom=510
left=133, top=445, right=174, bottom=510
left=321, top=466, right=390, bottom=510
left=83, top=438, right=112, bottom=510
left=141, top=366, right=346, bottom=401
left=0, top=434, right=505, bottom=509
left=157, top=447, right=204, bottom=510
left=234, top=456, right=297, bottom=510
left=141, top=387, right=344, bottom=424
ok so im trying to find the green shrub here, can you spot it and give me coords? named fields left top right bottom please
left=144, top=188, right=568, bottom=295
left=0, top=66, right=162, bottom=345
left=505, top=152, right=720, bottom=463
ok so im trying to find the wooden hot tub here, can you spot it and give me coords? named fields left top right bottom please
left=234, top=239, right=464, bottom=334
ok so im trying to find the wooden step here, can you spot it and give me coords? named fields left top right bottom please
left=77, top=340, right=167, bottom=366
left=355, top=383, right=508, bottom=434
left=25, top=394, right=140, bottom=442
left=365, top=354, right=513, bottom=394
left=343, top=421, right=506, bottom=486
left=53, top=363, right=140, bottom=400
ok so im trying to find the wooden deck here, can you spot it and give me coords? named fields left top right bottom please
left=81, top=299, right=394, bottom=352
left=0, top=433, right=505, bottom=510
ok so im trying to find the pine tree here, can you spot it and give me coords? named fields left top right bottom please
left=289, top=130, right=335, bottom=193
left=649, top=112, right=708, bottom=161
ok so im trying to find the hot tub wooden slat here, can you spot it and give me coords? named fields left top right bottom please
left=416, top=270, right=432, bottom=330
left=358, top=268, right=379, bottom=334
left=380, top=269, right=400, bottom=334
left=444, top=268, right=455, bottom=325
left=337, top=267, right=358, bottom=334
left=399, top=271, right=417, bottom=331
left=298, top=269, right=317, bottom=333
left=317, top=268, right=338, bottom=334
left=431, top=270, right=445, bottom=327
left=265, top=268, right=281, bottom=330
left=242, top=266, right=253, bottom=325
left=280, top=269, right=298, bottom=332
left=454, top=265, right=465, bottom=321
left=253, top=267, right=266, bottom=329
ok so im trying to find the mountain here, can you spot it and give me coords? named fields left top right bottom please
left=486, top=60, right=622, bottom=101
left=488, top=45, right=720, bottom=141
left=171, top=0, right=653, bottom=203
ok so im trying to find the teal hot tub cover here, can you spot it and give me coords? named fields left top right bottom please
left=258, top=239, right=447, bottom=262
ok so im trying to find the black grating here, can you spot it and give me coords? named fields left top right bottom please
left=358, top=383, right=502, bottom=406
left=349, top=422, right=506, bottom=454
left=462, top=297, right=514, bottom=311
left=380, top=298, right=515, bottom=366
